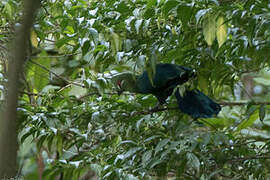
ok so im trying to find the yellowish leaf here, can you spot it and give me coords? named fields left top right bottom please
left=203, top=13, right=216, bottom=46
left=216, top=16, right=227, bottom=48
left=198, top=75, right=208, bottom=94
left=31, top=30, right=38, bottom=47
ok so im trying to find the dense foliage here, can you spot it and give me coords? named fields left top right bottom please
left=1, top=0, right=270, bottom=179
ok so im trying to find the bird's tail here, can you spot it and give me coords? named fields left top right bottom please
left=174, top=89, right=221, bottom=119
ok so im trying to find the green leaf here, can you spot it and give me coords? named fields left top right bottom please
left=163, top=0, right=179, bottom=16
left=89, top=28, right=99, bottom=44
left=47, top=135, right=55, bottom=153
left=187, top=153, right=200, bottom=173
left=155, top=139, right=169, bottom=155
left=195, top=9, right=210, bottom=24
left=259, top=104, right=266, bottom=122
left=254, top=77, right=270, bottom=86
left=56, top=36, right=72, bottom=48
left=126, top=174, right=139, bottom=180
left=57, top=134, right=63, bottom=156
left=37, top=135, right=47, bottom=151
left=110, top=32, right=121, bottom=55
left=68, top=85, right=87, bottom=98
left=33, top=51, right=51, bottom=92
left=216, top=15, right=227, bottom=48
left=90, top=164, right=102, bottom=176
left=82, top=40, right=91, bottom=56
left=123, top=147, right=142, bottom=159
left=177, top=4, right=192, bottom=28
left=135, top=19, right=143, bottom=34
left=142, top=150, right=152, bottom=167
left=237, top=110, right=258, bottom=131
left=203, top=13, right=216, bottom=46
left=145, top=51, right=157, bottom=86
left=21, top=130, right=33, bottom=144
left=3, top=2, right=13, bottom=19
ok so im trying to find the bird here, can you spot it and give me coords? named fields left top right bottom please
left=112, top=63, right=221, bottom=118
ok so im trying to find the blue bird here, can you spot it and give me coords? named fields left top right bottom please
left=112, top=63, right=221, bottom=118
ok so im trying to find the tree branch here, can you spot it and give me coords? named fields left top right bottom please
left=219, top=101, right=270, bottom=106
left=28, top=59, right=85, bottom=88
left=228, top=155, right=270, bottom=162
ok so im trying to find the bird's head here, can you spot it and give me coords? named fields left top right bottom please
left=116, top=79, right=125, bottom=95
left=111, top=73, right=138, bottom=95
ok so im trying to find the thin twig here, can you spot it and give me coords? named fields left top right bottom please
left=44, top=38, right=75, bottom=47
left=228, top=155, right=270, bottom=162
left=19, top=91, right=40, bottom=96
left=31, top=53, right=79, bottom=59
left=28, top=59, right=85, bottom=88
left=219, top=101, right=270, bottom=106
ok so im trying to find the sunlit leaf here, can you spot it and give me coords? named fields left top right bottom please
left=31, top=30, right=39, bottom=47
left=216, top=15, right=227, bottom=48
left=203, top=13, right=216, bottom=46
left=237, top=110, right=258, bottom=131
left=155, top=139, right=169, bottom=155
left=33, top=51, right=51, bottom=92
left=187, top=153, right=200, bottom=173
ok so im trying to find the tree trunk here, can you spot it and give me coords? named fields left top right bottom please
left=0, top=0, right=40, bottom=178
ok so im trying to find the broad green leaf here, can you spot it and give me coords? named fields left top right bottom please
left=187, top=153, right=200, bottom=173
left=216, top=16, right=227, bottom=48
left=155, top=139, right=169, bottom=154
left=82, top=40, right=91, bottom=56
left=177, top=4, right=192, bottom=28
left=142, top=150, right=152, bottom=167
left=144, top=135, right=161, bottom=143
left=126, top=174, right=139, bottom=180
left=147, top=0, right=156, bottom=8
left=64, top=25, right=75, bottom=34
left=110, top=32, right=122, bottom=55
left=237, top=110, right=258, bottom=131
left=201, top=117, right=235, bottom=129
left=254, top=77, right=270, bottom=86
left=3, top=2, right=12, bottom=19
left=89, top=28, right=99, bottom=44
left=195, top=9, right=210, bottom=24
left=57, top=135, right=63, bottom=156
left=37, top=135, right=47, bottom=151
left=33, top=51, right=51, bottom=92
left=145, top=50, right=157, bottom=86
left=90, top=164, right=102, bottom=176
left=135, top=19, right=143, bottom=34
left=198, top=74, right=208, bottom=94
left=56, top=36, right=72, bottom=48
left=47, top=135, right=55, bottom=153
left=163, top=0, right=179, bottom=16
left=21, top=130, right=33, bottom=144
left=68, top=85, right=87, bottom=98
left=123, top=147, right=142, bottom=159
left=31, top=30, right=39, bottom=47
left=203, top=13, right=216, bottom=46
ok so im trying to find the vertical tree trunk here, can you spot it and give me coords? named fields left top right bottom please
left=0, top=0, right=40, bottom=178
